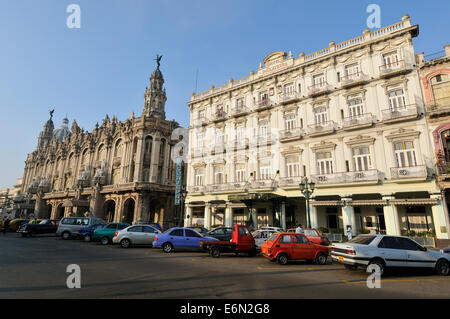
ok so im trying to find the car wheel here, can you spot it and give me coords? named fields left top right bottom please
left=315, top=252, right=327, bottom=265
left=277, top=253, right=289, bottom=265
left=120, top=239, right=131, bottom=249
left=83, top=235, right=91, bottom=242
left=162, top=242, right=173, bottom=253
left=100, top=237, right=110, bottom=245
left=344, top=264, right=358, bottom=271
left=62, top=232, right=71, bottom=240
left=210, top=247, right=221, bottom=258
left=435, top=259, right=450, bottom=276
left=368, top=258, right=385, bottom=277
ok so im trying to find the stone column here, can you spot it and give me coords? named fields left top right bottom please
left=184, top=205, right=192, bottom=227
left=133, top=135, right=145, bottom=182
left=309, top=204, right=318, bottom=229
left=383, top=196, right=401, bottom=236
left=341, top=198, right=357, bottom=235
left=225, top=202, right=233, bottom=227
left=34, top=196, right=46, bottom=218
left=431, top=194, right=450, bottom=240
left=204, top=203, right=212, bottom=229
left=150, top=137, right=161, bottom=183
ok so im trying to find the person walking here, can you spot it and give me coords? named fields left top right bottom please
left=295, top=224, right=304, bottom=234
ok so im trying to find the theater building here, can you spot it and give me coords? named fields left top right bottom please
left=184, top=15, right=450, bottom=242
left=17, top=63, right=182, bottom=227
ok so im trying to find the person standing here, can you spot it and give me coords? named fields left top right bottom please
left=295, top=224, right=304, bottom=234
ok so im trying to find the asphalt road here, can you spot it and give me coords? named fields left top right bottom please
left=0, top=233, right=449, bottom=299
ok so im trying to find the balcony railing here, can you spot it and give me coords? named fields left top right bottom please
left=207, top=184, right=229, bottom=192
left=340, top=72, right=368, bottom=88
left=251, top=179, right=277, bottom=189
left=279, top=128, right=305, bottom=141
left=187, top=185, right=206, bottom=193
left=256, top=99, right=273, bottom=110
left=279, top=176, right=304, bottom=187
left=308, top=121, right=335, bottom=136
left=342, top=113, right=373, bottom=130
left=379, top=60, right=410, bottom=77
left=390, top=165, right=427, bottom=180
left=280, top=92, right=302, bottom=104
left=231, top=106, right=249, bottom=117
left=308, top=83, right=331, bottom=96
left=191, top=147, right=207, bottom=158
left=311, top=170, right=380, bottom=185
left=381, top=105, right=418, bottom=122
left=213, top=111, right=228, bottom=122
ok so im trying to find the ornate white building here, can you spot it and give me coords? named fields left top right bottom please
left=15, top=63, right=183, bottom=227
left=184, top=15, right=450, bottom=243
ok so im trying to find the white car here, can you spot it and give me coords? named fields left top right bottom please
left=331, top=234, right=450, bottom=276
left=259, top=226, right=284, bottom=233
left=113, top=224, right=161, bottom=248
left=252, top=229, right=278, bottom=250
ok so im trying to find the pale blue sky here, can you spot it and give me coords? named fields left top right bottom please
left=0, top=0, right=449, bottom=189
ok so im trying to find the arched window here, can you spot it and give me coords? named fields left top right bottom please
left=114, top=139, right=123, bottom=158
left=144, top=136, right=153, bottom=155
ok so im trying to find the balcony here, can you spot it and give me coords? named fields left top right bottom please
left=255, top=133, right=275, bottom=146
left=308, top=121, right=335, bottom=137
left=279, top=176, right=304, bottom=188
left=255, top=99, right=273, bottom=111
left=207, top=184, right=229, bottom=192
left=381, top=105, right=418, bottom=123
left=340, top=72, right=368, bottom=88
left=211, top=142, right=225, bottom=155
left=342, top=113, right=374, bottom=130
left=231, top=106, right=249, bottom=117
left=308, top=83, right=331, bottom=97
left=279, top=128, right=305, bottom=142
left=213, top=111, right=228, bottom=122
left=280, top=92, right=302, bottom=105
left=227, top=138, right=249, bottom=151
left=191, top=147, right=207, bottom=158
left=391, top=165, right=427, bottom=180
left=427, top=96, right=450, bottom=118
left=379, top=60, right=411, bottom=78
left=311, top=170, right=380, bottom=186
left=187, top=185, right=206, bottom=194
left=251, top=179, right=277, bottom=189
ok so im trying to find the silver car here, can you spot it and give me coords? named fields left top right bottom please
left=56, top=217, right=105, bottom=240
left=113, top=224, right=161, bottom=248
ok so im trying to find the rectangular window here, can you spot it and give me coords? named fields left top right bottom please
left=348, top=98, right=364, bottom=117
left=383, top=52, right=399, bottom=68
left=259, top=122, right=269, bottom=137
left=259, top=91, right=269, bottom=103
left=394, top=141, right=417, bottom=167
left=284, top=83, right=295, bottom=96
left=313, top=74, right=325, bottom=87
left=285, top=113, right=296, bottom=130
left=260, top=163, right=271, bottom=180
left=235, top=164, right=246, bottom=182
left=198, top=110, right=205, bottom=120
left=317, top=152, right=334, bottom=175
left=194, top=168, right=204, bottom=186
left=236, top=98, right=244, bottom=109
left=314, top=106, right=328, bottom=125
left=214, top=166, right=224, bottom=184
left=388, top=89, right=406, bottom=110
left=286, top=155, right=300, bottom=177
left=196, top=133, right=204, bottom=149
left=352, top=147, right=372, bottom=171
left=345, top=63, right=360, bottom=77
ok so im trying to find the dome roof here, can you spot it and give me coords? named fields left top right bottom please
left=53, top=118, right=70, bottom=141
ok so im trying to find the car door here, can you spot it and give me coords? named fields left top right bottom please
left=168, top=229, right=185, bottom=248
left=236, top=226, right=254, bottom=251
left=377, top=236, right=408, bottom=267
left=127, top=226, right=143, bottom=244
left=398, top=237, right=436, bottom=268
left=185, top=229, right=203, bottom=249
left=292, top=235, right=315, bottom=260
left=276, top=234, right=293, bottom=257
left=142, top=226, right=159, bottom=245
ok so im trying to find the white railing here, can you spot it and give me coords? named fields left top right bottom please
left=342, top=114, right=373, bottom=129
left=308, top=121, right=335, bottom=135
left=279, top=176, right=304, bottom=187
left=312, top=170, right=380, bottom=185
left=280, top=92, right=302, bottom=103
left=340, top=72, right=367, bottom=86
left=279, top=128, right=305, bottom=140
left=391, top=166, right=427, bottom=179
left=231, top=106, right=249, bottom=116
left=207, top=184, right=229, bottom=192
left=256, top=99, right=272, bottom=109
left=308, top=83, right=331, bottom=95
left=379, top=60, right=409, bottom=75
left=381, top=105, right=418, bottom=121
left=188, top=185, right=206, bottom=193
left=251, top=179, right=276, bottom=189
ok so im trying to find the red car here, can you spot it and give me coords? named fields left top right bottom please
left=261, top=233, right=329, bottom=265
left=287, top=228, right=330, bottom=246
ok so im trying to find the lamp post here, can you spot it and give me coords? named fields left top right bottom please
left=179, top=186, right=187, bottom=227
left=299, top=177, right=315, bottom=228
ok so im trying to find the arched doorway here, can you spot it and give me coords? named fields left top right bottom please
left=56, top=204, right=65, bottom=220
left=103, top=200, right=116, bottom=223
left=122, top=198, right=135, bottom=224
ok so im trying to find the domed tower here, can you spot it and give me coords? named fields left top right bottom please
left=142, top=55, right=167, bottom=119
left=53, top=117, right=70, bottom=142
left=37, top=111, right=55, bottom=149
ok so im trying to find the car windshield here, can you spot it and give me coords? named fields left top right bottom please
left=38, top=220, right=48, bottom=225
left=266, top=233, right=279, bottom=242
left=348, top=235, right=377, bottom=245
left=304, top=230, right=318, bottom=237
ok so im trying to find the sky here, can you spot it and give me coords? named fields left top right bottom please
left=0, top=0, right=449, bottom=189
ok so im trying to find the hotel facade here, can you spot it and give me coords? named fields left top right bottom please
left=184, top=15, right=450, bottom=243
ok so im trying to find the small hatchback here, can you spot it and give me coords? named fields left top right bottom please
left=57, top=217, right=105, bottom=240
left=261, top=233, right=329, bottom=265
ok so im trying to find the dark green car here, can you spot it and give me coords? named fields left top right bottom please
left=93, top=222, right=130, bottom=245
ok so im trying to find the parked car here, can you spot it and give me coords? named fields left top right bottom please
left=252, top=229, right=278, bottom=250
left=261, top=232, right=329, bottom=265
left=331, top=235, right=450, bottom=276
left=56, top=217, right=105, bottom=240
left=259, top=226, right=284, bottom=233
left=7, top=219, right=27, bottom=232
left=77, top=223, right=106, bottom=242
left=188, top=226, right=209, bottom=236
left=287, top=228, right=331, bottom=246
left=153, top=227, right=218, bottom=253
left=113, top=225, right=161, bottom=248
left=93, top=222, right=130, bottom=245
left=207, top=227, right=233, bottom=241
left=17, top=219, right=59, bottom=237
left=201, top=225, right=257, bottom=258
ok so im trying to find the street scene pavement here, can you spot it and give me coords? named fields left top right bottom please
left=1, top=233, right=449, bottom=299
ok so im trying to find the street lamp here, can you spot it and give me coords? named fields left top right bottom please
left=299, top=177, right=315, bottom=228
left=179, top=186, right=188, bottom=227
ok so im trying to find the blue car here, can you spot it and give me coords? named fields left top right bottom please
left=77, top=223, right=106, bottom=242
left=153, top=227, right=218, bottom=253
